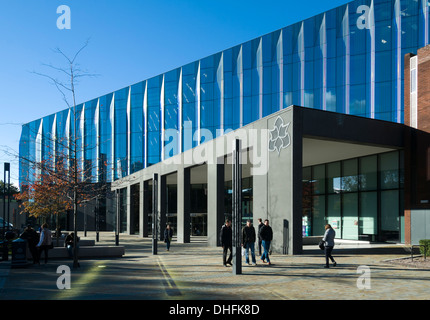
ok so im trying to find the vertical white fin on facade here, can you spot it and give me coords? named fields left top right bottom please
left=219, top=52, right=225, bottom=136
left=410, top=55, right=418, bottom=129
left=144, top=81, right=148, bottom=168
left=65, top=109, right=71, bottom=171
left=95, top=99, right=100, bottom=182
left=196, top=61, right=201, bottom=145
left=36, top=119, right=43, bottom=177
left=423, top=0, right=429, bottom=46
left=370, top=0, right=375, bottom=118
left=278, top=29, right=284, bottom=111
left=80, top=104, right=85, bottom=181
left=110, top=93, right=115, bottom=181
left=178, top=69, right=183, bottom=154
left=321, top=14, right=327, bottom=111
left=238, top=45, right=243, bottom=128
left=161, top=75, right=165, bottom=160
left=258, top=37, right=263, bottom=119
left=343, top=6, right=350, bottom=114
left=127, top=86, right=131, bottom=174
left=299, top=22, right=305, bottom=107
left=52, top=114, right=57, bottom=169
left=395, top=0, right=402, bottom=123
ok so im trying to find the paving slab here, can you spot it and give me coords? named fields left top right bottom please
left=0, top=232, right=429, bottom=301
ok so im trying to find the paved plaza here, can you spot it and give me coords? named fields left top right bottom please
left=0, top=232, right=429, bottom=300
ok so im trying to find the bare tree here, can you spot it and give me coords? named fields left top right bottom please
left=23, top=40, right=103, bottom=268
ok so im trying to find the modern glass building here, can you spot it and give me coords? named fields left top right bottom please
left=19, top=0, right=430, bottom=242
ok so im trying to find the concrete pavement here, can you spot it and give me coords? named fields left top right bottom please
left=0, top=232, right=429, bottom=300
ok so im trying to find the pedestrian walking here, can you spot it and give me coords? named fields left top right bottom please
left=19, top=225, right=39, bottom=264
left=164, top=224, right=173, bottom=251
left=260, top=219, right=273, bottom=265
left=242, top=220, right=256, bottom=265
left=322, top=224, right=337, bottom=268
left=257, top=218, right=264, bottom=256
left=220, top=219, right=232, bottom=267
left=36, top=223, right=53, bottom=264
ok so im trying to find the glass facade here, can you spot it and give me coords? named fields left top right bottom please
left=20, top=0, right=427, bottom=187
left=302, top=151, right=404, bottom=242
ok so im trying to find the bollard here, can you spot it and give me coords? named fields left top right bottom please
left=11, top=238, right=28, bottom=268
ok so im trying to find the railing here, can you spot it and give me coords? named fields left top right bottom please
left=410, top=244, right=428, bottom=260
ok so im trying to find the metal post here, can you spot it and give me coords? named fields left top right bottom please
left=232, top=139, right=242, bottom=275
left=115, top=189, right=119, bottom=246
left=2, top=163, right=8, bottom=261
left=152, top=173, right=158, bottom=255
left=6, top=163, right=10, bottom=233
left=95, top=196, right=99, bottom=242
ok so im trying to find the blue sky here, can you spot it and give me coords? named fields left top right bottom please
left=0, top=0, right=350, bottom=186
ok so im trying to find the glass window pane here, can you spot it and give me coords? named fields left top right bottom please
left=380, top=151, right=399, bottom=189
left=359, top=155, right=377, bottom=191
left=342, top=159, right=358, bottom=192
left=342, top=193, right=358, bottom=240
left=327, top=162, right=341, bottom=193
left=313, top=164, right=325, bottom=194
left=360, top=192, right=377, bottom=236
left=327, top=194, right=341, bottom=237
left=381, top=190, right=400, bottom=237
left=312, top=195, right=325, bottom=236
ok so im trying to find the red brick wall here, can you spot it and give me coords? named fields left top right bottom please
left=404, top=46, right=430, bottom=244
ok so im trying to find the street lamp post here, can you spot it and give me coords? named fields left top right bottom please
left=232, top=140, right=242, bottom=275
left=115, top=189, right=120, bottom=246
left=152, top=173, right=158, bottom=255
left=95, top=195, right=99, bottom=242
left=6, top=163, right=10, bottom=234
left=2, top=163, right=10, bottom=261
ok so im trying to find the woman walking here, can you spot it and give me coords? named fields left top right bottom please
left=322, top=224, right=337, bottom=268
left=36, top=223, right=53, bottom=264
left=164, top=224, right=173, bottom=251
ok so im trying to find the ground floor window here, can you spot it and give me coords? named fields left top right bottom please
left=302, top=150, right=404, bottom=242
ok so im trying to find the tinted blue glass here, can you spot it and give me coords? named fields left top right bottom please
left=402, top=15, right=419, bottom=49
left=114, top=87, right=128, bottom=179
left=130, top=81, right=145, bottom=173
left=164, top=70, right=179, bottom=160
left=21, top=0, right=430, bottom=185
left=182, top=62, right=198, bottom=151
left=19, top=125, right=30, bottom=185
left=147, top=76, right=162, bottom=166
left=41, top=114, right=55, bottom=165
left=200, top=56, right=215, bottom=142
left=99, top=93, right=113, bottom=182
left=350, top=84, right=366, bottom=116
left=85, top=99, right=98, bottom=181
left=375, top=81, right=392, bottom=121
left=213, top=53, right=222, bottom=138
left=74, top=104, right=84, bottom=177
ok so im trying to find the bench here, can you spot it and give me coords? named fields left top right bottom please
left=52, top=239, right=96, bottom=247
left=27, top=246, right=125, bottom=260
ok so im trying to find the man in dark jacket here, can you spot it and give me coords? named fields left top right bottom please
left=242, top=220, right=256, bottom=265
left=257, top=218, right=263, bottom=256
left=220, top=219, right=232, bottom=267
left=259, top=219, right=273, bottom=265
left=20, top=225, right=39, bottom=264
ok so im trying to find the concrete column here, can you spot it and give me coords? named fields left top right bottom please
left=177, top=167, right=191, bottom=243
left=126, top=185, right=131, bottom=235
left=139, top=180, right=144, bottom=238
left=159, top=175, right=167, bottom=241
left=143, top=180, right=150, bottom=237
left=291, top=110, right=303, bottom=255
left=207, top=161, right=225, bottom=247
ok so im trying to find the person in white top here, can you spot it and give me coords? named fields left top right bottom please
left=37, top=223, right=53, bottom=264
